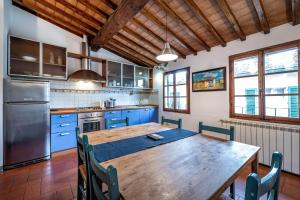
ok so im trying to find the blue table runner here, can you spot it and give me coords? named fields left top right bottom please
left=93, top=128, right=198, bottom=163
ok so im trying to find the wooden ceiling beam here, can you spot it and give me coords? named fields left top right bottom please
left=91, top=0, right=151, bottom=50
left=36, top=0, right=98, bottom=34
left=155, top=0, right=210, bottom=51
left=251, top=0, right=270, bottom=34
left=104, top=45, right=153, bottom=67
left=102, top=0, right=118, bottom=10
left=110, top=38, right=158, bottom=64
left=141, top=10, right=198, bottom=55
left=216, top=0, right=246, bottom=41
left=132, top=19, right=186, bottom=58
left=185, top=0, right=226, bottom=47
left=286, top=0, right=300, bottom=25
left=116, top=33, right=158, bottom=56
left=77, top=0, right=109, bottom=20
left=13, top=0, right=89, bottom=36
left=55, top=0, right=103, bottom=27
left=122, top=27, right=161, bottom=52
left=107, top=42, right=155, bottom=67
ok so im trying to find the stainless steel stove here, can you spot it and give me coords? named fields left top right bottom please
left=78, top=111, right=104, bottom=133
left=76, top=106, right=103, bottom=111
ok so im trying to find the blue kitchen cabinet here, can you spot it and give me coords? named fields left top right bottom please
left=104, top=110, right=122, bottom=119
left=121, top=109, right=140, bottom=125
left=139, top=108, right=151, bottom=124
left=50, top=113, right=77, bottom=153
left=149, top=108, right=158, bottom=122
left=104, top=110, right=124, bottom=129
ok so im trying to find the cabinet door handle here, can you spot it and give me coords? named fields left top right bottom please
left=60, top=123, right=71, bottom=127
left=110, top=125, right=116, bottom=128
left=110, top=111, right=116, bottom=114
left=60, top=115, right=70, bottom=118
left=60, top=132, right=71, bottom=136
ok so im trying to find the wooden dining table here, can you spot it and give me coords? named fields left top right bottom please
left=83, top=122, right=260, bottom=200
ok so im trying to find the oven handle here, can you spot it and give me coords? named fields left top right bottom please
left=84, top=119, right=101, bottom=123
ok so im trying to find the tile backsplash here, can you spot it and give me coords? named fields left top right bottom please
left=50, top=81, right=158, bottom=108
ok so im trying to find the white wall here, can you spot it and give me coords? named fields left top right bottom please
left=156, top=23, right=300, bottom=131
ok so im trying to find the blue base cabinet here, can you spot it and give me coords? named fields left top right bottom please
left=149, top=108, right=158, bottom=122
left=51, top=113, right=77, bottom=153
left=104, top=108, right=159, bottom=129
left=121, top=109, right=140, bottom=125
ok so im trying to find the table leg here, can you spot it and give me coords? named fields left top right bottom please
left=251, top=153, right=258, bottom=173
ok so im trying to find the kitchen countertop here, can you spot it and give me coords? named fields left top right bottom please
left=50, top=105, right=159, bottom=114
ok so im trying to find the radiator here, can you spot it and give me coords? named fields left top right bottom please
left=220, top=119, right=300, bottom=175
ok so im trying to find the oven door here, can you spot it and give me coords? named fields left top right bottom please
left=78, top=117, right=105, bottom=133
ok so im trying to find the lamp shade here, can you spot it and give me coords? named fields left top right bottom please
left=156, top=42, right=178, bottom=62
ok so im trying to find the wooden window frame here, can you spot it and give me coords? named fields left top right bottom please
left=229, top=40, right=300, bottom=124
left=163, top=67, right=190, bottom=114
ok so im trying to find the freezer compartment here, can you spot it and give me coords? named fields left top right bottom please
left=4, top=103, right=50, bottom=167
left=4, top=79, right=50, bottom=103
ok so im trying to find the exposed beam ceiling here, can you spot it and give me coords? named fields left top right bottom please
left=251, top=0, right=270, bottom=34
left=216, top=0, right=246, bottom=41
left=104, top=46, right=151, bottom=67
left=286, top=0, right=300, bottom=25
left=185, top=0, right=226, bottom=47
left=36, top=0, right=98, bottom=34
left=13, top=0, right=294, bottom=67
left=141, top=10, right=198, bottom=55
left=91, top=0, right=151, bottom=50
left=155, top=0, right=210, bottom=51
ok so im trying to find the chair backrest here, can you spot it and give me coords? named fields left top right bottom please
left=161, top=116, right=182, bottom=128
left=245, top=152, right=283, bottom=200
left=82, top=135, right=92, bottom=200
left=105, top=117, right=129, bottom=129
left=76, top=127, right=85, bottom=165
left=88, top=145, right=121, bottom=200
left=198, top=122, right=234, bottom=141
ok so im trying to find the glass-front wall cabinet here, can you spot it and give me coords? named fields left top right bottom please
left=135, top=66, right=149, bottom=88
left=106, top=61, right=151, bottom=89
left=10, top=36, right=40, bottom=76
left=9, top=36, right=66, bottom=80
left=123, top=64, right=134, bottom=87
left=107, top=61, right=122, bottom=87
left=42, top=43, right=66, bottom=79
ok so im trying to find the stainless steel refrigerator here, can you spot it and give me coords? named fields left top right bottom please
left=4, top=79, right=50, bottom=169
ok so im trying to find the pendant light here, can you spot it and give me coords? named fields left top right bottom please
left=156, top=10, right=178, bottom=62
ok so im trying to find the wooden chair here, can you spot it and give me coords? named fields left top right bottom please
left=244, top=151, right=283, bottom=200
left=161, top=116, right=182, bottom=128
left=198, top=122, right=235, bottom=199
left=221, top=152, right=283, bottom=200
left=87, top=144, right=123, bottom=200
left=76, top=128, right=91, bottom=200
left=105, top=117, right=129, bottom=129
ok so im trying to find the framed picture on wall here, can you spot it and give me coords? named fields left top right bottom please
left=192, top=67, right=226, bottom=92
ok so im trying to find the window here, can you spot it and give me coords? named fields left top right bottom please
left=163, top=67, right=190, bottom=113
left=230, top=41, right=300, bottom=124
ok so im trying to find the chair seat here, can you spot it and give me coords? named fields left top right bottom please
left=219, top=194, right=233, bottom=200
left=79, top=164, right=87, bottom=183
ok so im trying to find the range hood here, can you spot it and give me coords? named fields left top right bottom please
left=68, top=36, right=106, bottom=83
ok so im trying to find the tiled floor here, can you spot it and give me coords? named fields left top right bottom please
left=0, top=149, right=299, bottom=200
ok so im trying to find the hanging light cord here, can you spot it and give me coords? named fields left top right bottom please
left=165, top=9, right=167, bottom=43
